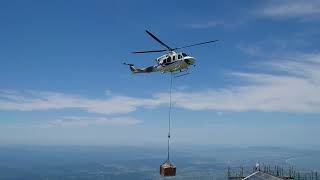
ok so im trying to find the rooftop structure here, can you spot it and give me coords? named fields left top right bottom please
left=243, top=171, right=283, bottom=180
left=227, top=164, right=319, bottom=180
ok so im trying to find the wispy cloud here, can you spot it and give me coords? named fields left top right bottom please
left=0, top=90, right=26, bottom=101
left=186, top=19, right=246, bottom=29
left=259, top=0, right=320, bottom=19
left=1, top=53, right=320, bottom=114
left=237, top=44, right=263, bottom=56
left=156, top=53, right=320, bottom=113
left=2, top=116, right=143, bottom=129
left=49, top=116, right=142, bottom=127
left=187, top=1, right=320, bottom=29
left=187, top=20, right=225, bottom=29
left=0, top=91, right=163, bottom=115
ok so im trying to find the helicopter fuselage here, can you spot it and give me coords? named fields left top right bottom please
left=156, top=52, right=195, bottom=72
left=127, top=52, right=196, bottom=74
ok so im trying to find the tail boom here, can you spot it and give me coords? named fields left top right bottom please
left=124, top=63, right=156, bottom=73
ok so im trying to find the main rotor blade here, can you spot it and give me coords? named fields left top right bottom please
left=132, top=49, right=167, bottom=54
left=145, top=30, right=172, bottom=50
left=174, top=40, right=219, bottom=50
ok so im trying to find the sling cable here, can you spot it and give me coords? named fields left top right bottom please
left=160, top=72, right=176, bottom=176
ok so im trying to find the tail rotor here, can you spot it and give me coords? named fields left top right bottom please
left=123, top=62, right=139, bottom=73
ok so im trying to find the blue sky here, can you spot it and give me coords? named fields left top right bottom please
left=0, top=0, right=320, bottom=147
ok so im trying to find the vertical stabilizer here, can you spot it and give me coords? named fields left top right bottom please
left=124, top=63, right=139, bottom=73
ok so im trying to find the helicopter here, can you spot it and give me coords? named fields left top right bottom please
left=124, top=30, right=218, bottom=75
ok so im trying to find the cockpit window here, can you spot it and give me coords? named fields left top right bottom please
left=182, top=53, right=188, bottom=57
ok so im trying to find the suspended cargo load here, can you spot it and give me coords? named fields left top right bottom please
left=160, top=160, right=176, bottom=176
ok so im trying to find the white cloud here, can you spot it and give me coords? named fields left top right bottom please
left=0, top=91, right=163, bottom=115
left=0, top=90, right=26, bottom=101
left=1, top=53, right=320, bottom=114
left=259, top=0, right=320, bottom=19
left=238, top=44, right=262, bottom=56
left=186, top=20, right=246, bottom=29
left=49, top=116, right=142, bottom=127
left=0, top=116, right=143, bottom=129
left=187, top=20, right=225, bottom=29
left=155, top=53, right=320, bottom=113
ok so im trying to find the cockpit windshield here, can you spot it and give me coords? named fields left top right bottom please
left=182, top=53, right=188, bottom=57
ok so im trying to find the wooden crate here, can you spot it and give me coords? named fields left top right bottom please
left=160, top=160, right=176, bottom=176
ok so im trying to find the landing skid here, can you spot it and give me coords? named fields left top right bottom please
left=173, top=69, right=191, bottom=78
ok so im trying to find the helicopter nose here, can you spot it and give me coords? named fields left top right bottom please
left=184, top=57, right=195, bottom=65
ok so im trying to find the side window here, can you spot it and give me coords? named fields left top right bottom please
left=163, top=59, right=166, bottom=64
left=167, top=56, right=171, bottom=63
left=178, top=55, right=182, bottom=59
left=173, top=56, right=175, bottom=61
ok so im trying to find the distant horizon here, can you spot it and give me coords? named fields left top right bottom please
left=1, top=143, right=320, bottom=151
